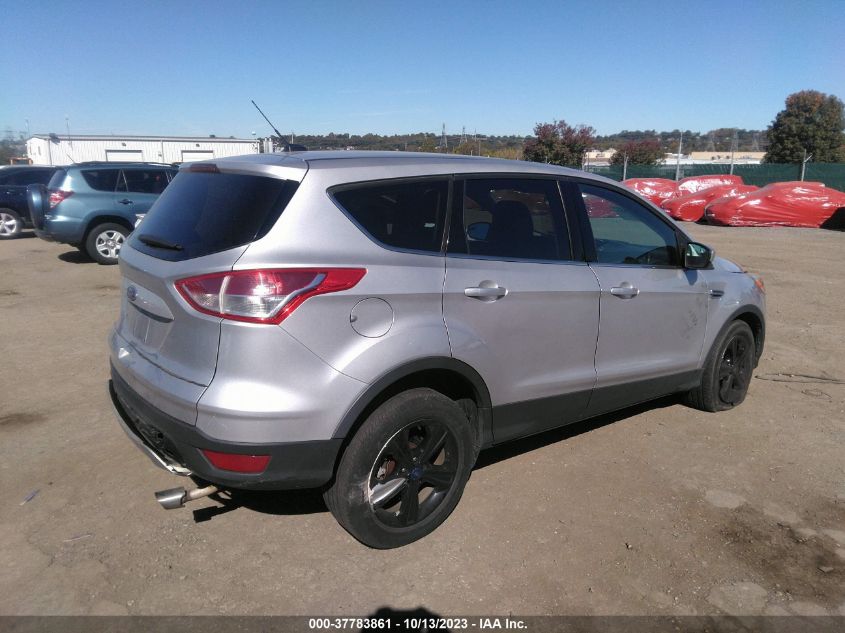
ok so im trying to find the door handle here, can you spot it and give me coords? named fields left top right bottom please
left=465, top=284, right=507, bottom=301
left=609, top=282, right=639, bottom=299
left=118, top=198, right=133, bottom=205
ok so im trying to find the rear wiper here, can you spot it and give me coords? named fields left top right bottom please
left=138, top=234, right=183, bottom=251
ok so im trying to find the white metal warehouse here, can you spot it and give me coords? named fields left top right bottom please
left=25, top=134, right=260, bottom=166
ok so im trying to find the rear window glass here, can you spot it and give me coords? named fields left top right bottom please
left=0, top=169, right=56, bottom=186
left=331, top=179, right=449, bottom=253
left=128, top=171, right=298, bottom=261
left=81, top=169, right=120, bottom=192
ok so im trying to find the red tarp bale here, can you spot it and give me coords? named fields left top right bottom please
left=677, top=174, right=745, bottom=195
left=704, top=181, right=845, bottom=227
left=622, top=178, right=678, bottom=206
left=662, top=184, right=759, bottom=222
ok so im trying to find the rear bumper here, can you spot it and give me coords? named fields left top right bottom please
left=110, top=366, right=343, bottom=490
left=38, top=216, right=82, bottom=244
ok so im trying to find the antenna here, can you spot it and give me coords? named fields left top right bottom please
left=64, top=116, right=77, bottom=164
left=250, top=100, right=285, bottom=143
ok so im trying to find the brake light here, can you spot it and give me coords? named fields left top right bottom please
left=175, top=268, right=366, bottom=324
left=48, top=189, right=73, bottom=209
left=188, top=163, right=219, bottom=173
left=201, top=450, right=270, bottom=473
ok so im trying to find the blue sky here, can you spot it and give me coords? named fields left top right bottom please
left=2, top=0, right=843, bottom=138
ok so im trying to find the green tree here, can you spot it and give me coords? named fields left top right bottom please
left=609, top=139, right=664, bottom=166
left=418, top=135, right=436, bottom=152
left=523, top=120, right=595, bottom=168
left=764, top=90, right=845, bottom=163
left=452, top=141, right=476, bottom=156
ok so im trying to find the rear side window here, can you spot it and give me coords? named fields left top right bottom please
left=332, top=179, right=449, bottom=253
left=0, top=169, right=55, bottom=186
left=449, top=178, right=572, bottom=261
left=81, top=169, right=120, bottom=192
left=119, top=169, right=171, bottom=194
left=128, top=171, right=298, bottom=261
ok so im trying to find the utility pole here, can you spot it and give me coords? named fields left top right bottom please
left=674, top=131, right=684, bottom=181
left=729, top=129, right=738, bottom=175
left=800, top=150, right=813, bottom=181
left=25, top=118, right=30, bottom=139
left=622, top=153, right=629, bottom=181
left=441, top=123, right=447, bottom=153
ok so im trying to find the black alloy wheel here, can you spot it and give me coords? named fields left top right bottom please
left=368, top=420, right=459, bottom=528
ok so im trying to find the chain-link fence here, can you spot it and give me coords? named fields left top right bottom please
left=583, top=163, right=845, bottom=192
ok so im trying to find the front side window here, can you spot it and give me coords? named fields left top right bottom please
left=449, top=178, right=571, bottom=261
left=332, top=179, right=448, bottom=253
left=579, top=183, right=679, bottom=266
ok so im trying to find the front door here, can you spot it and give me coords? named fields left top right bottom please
left=443, top=177, right=600, bottom=443
left=571, top=181, right=710, bottom=416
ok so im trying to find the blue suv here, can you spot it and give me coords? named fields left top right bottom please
left=29, top=162, right=177, bottom=264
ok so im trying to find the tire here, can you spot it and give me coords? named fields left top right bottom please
left=686, top=320, right=755, bottom=412
left=85, top=223, right=129, bottom=265
left=0, top=208, right=22, bottom=240
left=324, top=388, right=476, bottom=548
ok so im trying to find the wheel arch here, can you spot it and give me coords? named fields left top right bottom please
left=720, top=305, right=765, bottom=365
left=331, top=357, right=493, bottom=452
left=82, top=215, right=134, bottom=244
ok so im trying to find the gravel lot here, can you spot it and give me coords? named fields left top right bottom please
left=1, top=225, right=843, bottom=617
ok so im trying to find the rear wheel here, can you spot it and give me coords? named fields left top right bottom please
left=324, top=388, right=475, bottom=548
left=85, top=223, right=128, bottom=264
left=687, top=320, right=755, bottom=412
left=0, top=208, right=22, bottom=239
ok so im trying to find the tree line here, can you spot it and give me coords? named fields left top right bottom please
left=523, top=90, right=845, bottom=168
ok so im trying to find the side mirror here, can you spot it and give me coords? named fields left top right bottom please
left=684, top=242, right=714, bottom=269
left=466, top=221, right=491, bottom=241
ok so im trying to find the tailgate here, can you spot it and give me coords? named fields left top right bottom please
left=116, top=245, right=246, bottom=387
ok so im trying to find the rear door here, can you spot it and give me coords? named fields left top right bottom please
left=443, top=176, right=600, bottom=443
left=116, top=168, right=172, bottom=217
left=569, top=181, right=710, bottom=416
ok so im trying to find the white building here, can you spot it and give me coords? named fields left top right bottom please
left=26, top=134, right=260, bottom=166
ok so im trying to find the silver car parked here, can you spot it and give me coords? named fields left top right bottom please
left=109, top=152, right=765, bottom=548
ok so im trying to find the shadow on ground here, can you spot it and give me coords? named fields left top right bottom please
left=191, top=395, right=682, bottom=523
left=58, top=249, right=94, bottom=264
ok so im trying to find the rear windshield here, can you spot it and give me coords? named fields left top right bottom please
left=127, top=171, right=299, bottom=261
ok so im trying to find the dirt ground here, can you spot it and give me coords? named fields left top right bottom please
left=1, top=225, right=843, bottom=617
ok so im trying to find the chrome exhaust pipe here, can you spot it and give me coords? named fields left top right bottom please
left=155, top=484, right=218, bottom=510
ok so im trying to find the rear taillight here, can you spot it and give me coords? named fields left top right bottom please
left=48, top=189, right=73, bottom=209
left=175, top=268, right=366, bottom=324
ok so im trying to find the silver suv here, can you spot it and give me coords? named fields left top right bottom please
left=109, top=152, right=765, bottom=548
